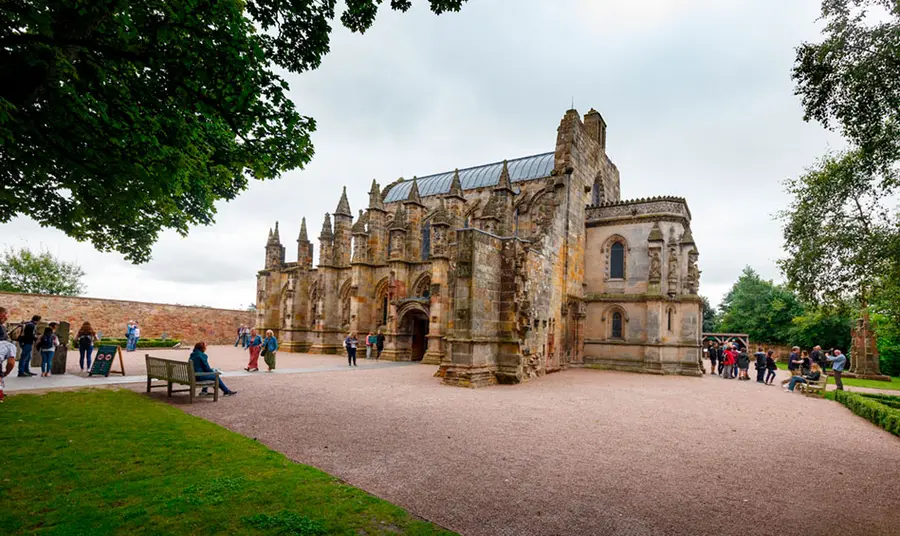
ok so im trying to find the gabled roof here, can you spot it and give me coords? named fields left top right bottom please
left=383, top=152, right=554, bottom=203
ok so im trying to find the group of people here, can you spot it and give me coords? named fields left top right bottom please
left=0, top=314, right=63, bottom=378
left=343, top=331, right=385, bottom=366
left=241, top=328, right=278, bottom=372
left=706, top=341, right=848, bottom=391
left=125, top=321, right=141, bottom=352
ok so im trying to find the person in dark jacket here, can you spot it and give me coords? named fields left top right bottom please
left=344, top=332, right=358, bottom=367
left=786, top=363, right=822, bottom=392
left=737, top=349, right=751, bottom=380
left=810, top=345, right=825, bottom=372
left=375, top=331, right=385, bottom=360
left=799, top=350, right=812, bottom=376
left=16, top=314, right=41, bottom=377
left=754, top=347, right=767, bottom=383
left=764, top=350, right=778, bottom=385
left=708, top=342, right=719, bottom=375
left=716, top=344, right=725, bottom=375
left=189, top=342, right=236, bottom=396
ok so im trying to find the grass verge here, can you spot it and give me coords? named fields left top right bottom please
left=774, top=362, right=899, bottom=391
left=0, top=389, right=455, bottom=535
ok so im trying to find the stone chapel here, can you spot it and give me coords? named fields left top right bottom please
left=256, top=108, right=704, bottom=387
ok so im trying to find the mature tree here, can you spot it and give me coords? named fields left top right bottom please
left=718, top=267, right=804, bottom=344
left=0, top=247, right=86, bottom=296
left=700, top=295, right=719, bottom=333
left=789, top=307, right=853, bottom=352
left=1, top=0, right=467, bottom=263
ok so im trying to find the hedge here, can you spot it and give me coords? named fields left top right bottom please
left=71, top=338, right=181, bottom=349
left=833, top=390, right=900, bottom=437
left=857, top=392, right=900, bottom=409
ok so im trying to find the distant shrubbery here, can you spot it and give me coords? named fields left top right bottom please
left=74, top=338, right=180, bottom=348
left=833, top=391, right=900, bottom=437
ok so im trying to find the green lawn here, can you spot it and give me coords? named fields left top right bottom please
left=774, top=362, right=899, bottom=391
left=0, top=389, right=454, bottom=536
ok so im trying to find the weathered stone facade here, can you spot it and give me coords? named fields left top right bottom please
left=257, top=108, right=703, bottom=386
left=0, top=292, right=252, bottom=344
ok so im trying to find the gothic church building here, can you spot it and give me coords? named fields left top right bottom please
left=256, top=108, right=703, bottom=387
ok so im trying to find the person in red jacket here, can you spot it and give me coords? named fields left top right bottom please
left=721, top=345, right=737, bottom=379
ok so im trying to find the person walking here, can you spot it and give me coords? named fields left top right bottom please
left=826, top=349, right=847, bottom=391
left=76, top=322, right=99, bottom=372
left=17, top=314, right=40, bottom=377
left=344, top=332, right=358, bottom=367
left=189, top=342, right=237, bottom=396
left=38, top=326, right=58, bottom=377
left=245, top=328, right=262, bottom=372
left=131, top=322, right=141, bottom=351
left=241, top=327, right=250, bottom=349
left=234, top=325, right=243, bottom=347
left=125, top=321, right=135, bottom=351
left=754, top=346, right=767, bottom=383
left=708, top=342, right=719, bottom=375
left=365, top=331, right=376, bottom=360
left=375, top=331, right=385, bottom=360
left=764, top=350, right=778, bottom=385
left=261, top=329, right=278, bottom=372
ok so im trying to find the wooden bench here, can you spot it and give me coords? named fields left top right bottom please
left=798, top=374, right=827, bottom=398
left=145, top=354, right=220, bottom=403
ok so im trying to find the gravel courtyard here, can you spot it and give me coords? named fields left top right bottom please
left=175, top=359, right=900, bottom=536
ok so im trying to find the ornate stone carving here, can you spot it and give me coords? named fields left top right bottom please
left=649, top=249, right=661, bottom=283
left=685, top=250, right=700, bottom=295
left=667, top=246, right=679, bottom=296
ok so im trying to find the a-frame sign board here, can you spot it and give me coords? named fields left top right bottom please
left=89, top=345, right=126, bottom=377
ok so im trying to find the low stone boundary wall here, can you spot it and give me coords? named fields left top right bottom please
left=0, top=292, right=253, bottom=345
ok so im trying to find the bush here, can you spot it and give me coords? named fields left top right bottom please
left=834, top=390, right=900, bottom=436
left=857, top=392, right=900, bottom=409
left=73, top=338, right=180, bottom=349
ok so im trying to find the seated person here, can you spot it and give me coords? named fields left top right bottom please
left=785, top=363, right=822, bottom=392
left=188, top=342, right=237, bottom=397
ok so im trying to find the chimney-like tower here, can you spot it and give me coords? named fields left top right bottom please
left=351, top=209, right=369, bottom=264
left=265, top=221, right=285, bottom=270
left=333, top=186, right=353, bottom=266
left=491, top=160, right=516, bottom=235
left=583, top=108, right=607, bottom=152
left=297, top=217, right=313, bottom=269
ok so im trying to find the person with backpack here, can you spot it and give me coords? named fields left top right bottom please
left=737, top=348, right=751, bottom=380
left=38, top=326, right=59, bottom=377
left=764, top=350, right=778, bottom=385
left=76, top=322, right=99, bottom=371
left=261, top=329, right=278, bottom=372
left=16, top=314, right=41, bottom=377
left=707, top=342, right=719, bottom=375
left=754, top=346, right=767, bottom=383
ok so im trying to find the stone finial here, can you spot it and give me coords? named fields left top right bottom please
left=494, top=160, right=515, bottom=194
left=647, top=222, right=664, bottom=242
left=679, top=227, right=695, bottom=245
left=319, top=213, right=334, bottom=240
left=431, top=198, right=452, bottom=227
left=368, top=179, right=383, bottom=210
left=267, top=227, right=274, bottom=243
left=272, top=221, right=281, bottom=243
left=352, top=209, right=368, bottom=234
left=298, top=217, right=309, bottom=242
left=480, top=193, right=502, bottom=221
left=390, top=203, right=408, bottom=231
left=335, top=186, right=352, bottom=217
left=405, top=176, right=422, bottom=205
left=448, top=169, right=465, bottom=200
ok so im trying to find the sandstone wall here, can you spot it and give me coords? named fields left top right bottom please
left=0, top=292, right=253, bottom=345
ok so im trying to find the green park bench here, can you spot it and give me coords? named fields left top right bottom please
left=145, top=354, right=220, bottom=403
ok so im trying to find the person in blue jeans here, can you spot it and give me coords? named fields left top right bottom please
left=786, top=364, right=822, bottom=392
left=17, top=315, right=41, bottom=377
left=38, top=327, right=58, bottom=377
left=76, top=321, right=99, bottom=371
left=189, top=342, right=237, bottom=397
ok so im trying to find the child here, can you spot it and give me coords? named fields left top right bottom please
left=765, top=350, right=777, bottom=385
left=722, top=345, right=736, bottom=379
left=39, top=326, right=59, bottom=377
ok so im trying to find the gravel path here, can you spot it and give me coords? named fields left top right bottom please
left=168, top=362, right=899, bottom=536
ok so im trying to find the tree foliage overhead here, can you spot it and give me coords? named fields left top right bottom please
left=0, top=0, right=467, bottom=263
left=0, top=247, right=86, bottom=296
left=783, top=0, right=900, bottom=307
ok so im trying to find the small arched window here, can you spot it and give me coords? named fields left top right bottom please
left=382, top=296, right=389, bottom=325
left=612, top=312, right=623, bottom=339
left=610, top=242, right=625, bottom=279
left=667, top=309, right=673, bottom=332
left=422, top=223, right=431, bottom=261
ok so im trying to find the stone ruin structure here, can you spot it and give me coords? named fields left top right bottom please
left=256, top=108, right=703, bottom=386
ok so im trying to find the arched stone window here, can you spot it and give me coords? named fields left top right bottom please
left=610, top=242, right=625, bottom=279
left=612, top=312, right=623, bottom=339
left=308, top=281, right=319, bottom=328
left=422, top=223, right=431, bottom=261
left=666, top=307, right=674, bottom=332
left=413, top=273, right=432, bottom=299
left=339, top=279, right=352, bottom=328
left=374, top=277, right=390, bottom=327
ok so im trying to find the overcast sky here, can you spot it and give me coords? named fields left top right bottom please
left=0, top=0, right=844, bottom=311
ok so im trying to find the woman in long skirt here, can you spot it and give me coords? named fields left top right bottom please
left=245, top=328, right=262, bottom=372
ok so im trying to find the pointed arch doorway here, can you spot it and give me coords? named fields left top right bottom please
left=397, top=300, right=430, bottom=361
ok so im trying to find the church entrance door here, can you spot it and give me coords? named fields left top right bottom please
left=409, top=312, right=429, bottom=361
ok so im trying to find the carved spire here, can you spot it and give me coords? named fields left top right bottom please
left=298, top=217, right=309, bottom=242
left=679, top=227, right=695, bottom=245
left=390, top=202, right=408, bottom=231
left=335, top=186, right=352, bottom=217
left=319, top=213, right=333, bottom=240
left=647, top=222, right=664, bottom=242
left=272, top=221, right=281, bottom=243
left=368, top=179, right=383, bottom=210
left=352, top=209, right=368, bottom=234
left=267, top=227, right=274, bottom=244
left=494, top=160, right=515, bottom=194
left=432, top=197, right=452, bottom=227
left=480, top=193, right=502, bottom=221
left=404, top=176, right=422, bottom=205
left=447, top=169, right=465, bottom=200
